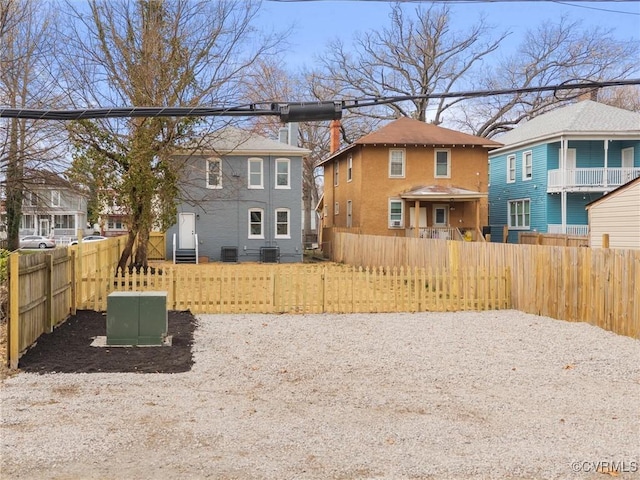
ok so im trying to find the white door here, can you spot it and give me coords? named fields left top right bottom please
left=39, top=219, right=50, bottom=237
left=622, top=148, right=634, bottom=182
left=179, top=213, right=196, bottom=249
left=561, top=148, right=577, bottom=186
left=433, top=205, right=448, bottom=227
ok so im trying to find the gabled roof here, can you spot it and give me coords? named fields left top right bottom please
left=493, top=100, right=640, bottom=151
left=585, top=176, right=640, bottom=210
left=400, top=185, right=486, bottom=200
left=179, top=127, right=311, bottom=157
left=320, top=117, right=502, bottom=165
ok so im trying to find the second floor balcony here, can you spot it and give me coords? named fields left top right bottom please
left=547, top=167, right=640, bottom=193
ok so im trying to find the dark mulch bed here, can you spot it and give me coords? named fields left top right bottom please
left=18, top=310, right=197, bottom=374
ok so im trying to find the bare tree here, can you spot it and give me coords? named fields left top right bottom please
left=60, top=0, right=283, bottom=270
left=598, top=85, right=640, bottom=113
left=1, top=0, right=65, bottom=250
left=314, top=4, right=507, bottom=125
left=457, top=17, right=639, bottom=138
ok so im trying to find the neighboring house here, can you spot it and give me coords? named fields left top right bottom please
left=488, top=100, right=640, bottom=243
left=165, top=125, right=311, bottom=263
left=97, top=189, right=129, bottom=237
left=0, top=169, right=89, bottom=240
left=586, top=176, right=640, bottom=249
left=318, top=117, right=502, bottom=240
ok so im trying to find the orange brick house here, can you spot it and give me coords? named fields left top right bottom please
left=319, top=117, right=502, bottom=241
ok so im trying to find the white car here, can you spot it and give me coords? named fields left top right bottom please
left=69, top=235, right=108, bottom=246
left=20, top=235, right=56, bottom=249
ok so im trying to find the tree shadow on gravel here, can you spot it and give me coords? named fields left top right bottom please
left=18, top=310, right=196, bottom=374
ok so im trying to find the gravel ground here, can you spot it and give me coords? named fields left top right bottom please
left=1, top=310, right=639, bottom=480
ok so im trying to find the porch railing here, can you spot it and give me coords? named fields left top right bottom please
left=548, top=167, right=640, bottom=191
left=407, top=227, right=464, bottom=241
left=547, top=224, right=589, bottom=236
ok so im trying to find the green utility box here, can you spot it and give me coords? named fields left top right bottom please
left=107, top=291, right=168, bottom=346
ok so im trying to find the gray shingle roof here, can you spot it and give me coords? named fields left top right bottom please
left=182, top=127, right=311, bottom=156
left=494, top=100, right=640, bottom=147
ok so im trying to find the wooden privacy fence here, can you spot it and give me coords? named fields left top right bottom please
left=519, top=232, right=589, bottom=247
left=76, top=264, right=511, bottom=314
left=331, top=232, right=640, bottom=339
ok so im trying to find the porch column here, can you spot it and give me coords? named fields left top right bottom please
left=561, top=137, right=567, bottom=234
left=603, top=139, right=609, bottom=188
left=414, top=200, right=420, bottom=238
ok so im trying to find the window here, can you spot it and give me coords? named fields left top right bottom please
left=507, top=155, right=516, bottom=183
left=334, top=159, right=339, bottom=186
left=434, top=149, right=451, bottom=178
left=21, top=215, right=35, bottom=229
left=523, top=151, right=532, bottom=180
left=206, top=158, right=222, bottom=189
left=346, top=200, right=352, bottom=228
left=389, top=199, right=403, bottom=228
left=248, top=158, right=263, bottom=189
left=24, top=191, right=37, bottom=207
left=275, top=208, right=290, bottom=238
left=51, top=190, right=61, bottom=207
left=347, top=155, right=353, bottom=182
left=334, top=202, right=339, bottom=215
left=108, top=220, right=124, bottom=230
left=508, top=199, right=530, bottom=229
left=54, top=215, right=74, bottom=229
left=248, top=208, right=264, bottom=238
left=275, top=158, right=290, bottom=189
left=389, top=149, right=405, bottom=178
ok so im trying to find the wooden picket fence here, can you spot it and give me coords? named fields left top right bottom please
left=76, top=263, right=510, bottom=314
left=331, top=232, right=640, bottom=339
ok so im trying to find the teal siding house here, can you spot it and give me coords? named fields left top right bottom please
left=489, top=100, right=640, bottom=243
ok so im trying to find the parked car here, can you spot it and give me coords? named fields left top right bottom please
left=69, top=235, right=108, bottom=246
left=19, top=235, right=56, bottom=249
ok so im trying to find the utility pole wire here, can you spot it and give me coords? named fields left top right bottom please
left=1, top=79, right=638, bottom=121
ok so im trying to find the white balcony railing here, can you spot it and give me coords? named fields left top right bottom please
left=547, top=224, right=589, bottom=236
left=548, top=168, right=640, bottom=192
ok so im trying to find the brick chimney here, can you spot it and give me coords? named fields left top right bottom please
left=578, top=88, right=598, bottom=102
left=330, top=119, right=341, bottom=153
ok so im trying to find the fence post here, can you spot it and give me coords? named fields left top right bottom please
left=70, top=249, right=77, bottom=315
left=47, top=253, right=54, bottom=332
left=602, top=234, right=610, bottom=249
left=503, top=225, right=509, bottom=243
left=9, top=252, right=19, bottom=369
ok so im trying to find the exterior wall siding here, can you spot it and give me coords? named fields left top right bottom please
left=166, top=153, right=303, bottom=263
left=589, top=181, right=640, bottom=249
left=490, top=139, right=639, bottom=243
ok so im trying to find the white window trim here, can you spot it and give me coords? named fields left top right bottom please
left=507, top=198, right=531, bottom=230
left=389, top=149, right=406, bottom=178
left=274, top=208, right=290, bottom=238
left=522, top=150, right=533, bottom=181
left=334, top=159, right=339, bottom=186
left=346, top=200, right=352, bottom=228
left=388, top=198, right=404, bottom=228
left=334, top=201, right=339, bottom=215
left=248, top=208, right=264, bottom=239
left=51, top=190, right=61, bottom=207
left=206, top=158, right=222, bottom=189
left=434, top=149, right=451, bottom=178
left=275, top=158, right=290, bottom=189
left=507, top=155, right=516, bottom=184
left=347, top=155, right=353, bottom=182
left=248, top=157, right=263, bottom=189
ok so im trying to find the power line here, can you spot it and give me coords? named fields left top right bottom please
left=1, top=79, right=638, bottom=122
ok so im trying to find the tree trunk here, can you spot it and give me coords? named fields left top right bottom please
left=117, top=230, right=137, bottom=274
left=6, top=118, right=23, bottom=251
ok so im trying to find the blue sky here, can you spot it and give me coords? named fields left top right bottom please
left=256, top=0, right=640, bottom=69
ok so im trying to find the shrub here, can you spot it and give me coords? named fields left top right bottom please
left=0, top=249, right=9, bottom=284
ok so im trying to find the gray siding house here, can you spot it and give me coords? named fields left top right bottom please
left=165, top=126, right=311, bottom=263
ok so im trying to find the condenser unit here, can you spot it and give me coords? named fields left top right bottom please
left=260, top=246, right=280, bottom=263
left=220, top=246, right=238, bottom=263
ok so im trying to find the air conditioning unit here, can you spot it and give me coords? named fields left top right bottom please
left=260, top=246, right=280, bottom=263
left=221, top=246, right=238, bottom=263
left=391, top=220, right=402, bottom=227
